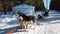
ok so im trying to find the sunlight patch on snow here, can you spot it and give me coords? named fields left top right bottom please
left=0, top=23, right=7, bottom=28
left=49, top=20, right=60, bottom=23
left=5, top=17, right=17, bottom=22
left=45, top=23, right=60, bottom=34
left=0, top=24, right=19, bottom=29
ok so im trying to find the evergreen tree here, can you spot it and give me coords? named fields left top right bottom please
left=50, top=0, right=60, bottom=10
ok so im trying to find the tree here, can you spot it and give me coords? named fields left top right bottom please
left=25, top=0, right=45, bottom=11
left=50, top=0, right=60, bottom=10
left=0, top=1, right=4, bottom=12
left=0, top=0, right=46, bottom=12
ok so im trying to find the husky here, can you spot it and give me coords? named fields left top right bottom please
left=7, top=12, right=36, bottom=34
left=17, top=12, right=36, bottom=32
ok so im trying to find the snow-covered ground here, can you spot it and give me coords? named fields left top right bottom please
left=12, top=10, right=60, bottom=34
left=0, top=10, right=60, bottom=34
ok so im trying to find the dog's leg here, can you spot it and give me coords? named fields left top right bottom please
left=22, top=21, right=28, bottom=32
left=25, top=21, right=28, bottom=32
left=24, top=21, right=27, bottom=32
left=34, top=21, right=36, bottom=30
left=33, top=19, right=36, bottom=30
left=21, top=21, right=23, bottom=29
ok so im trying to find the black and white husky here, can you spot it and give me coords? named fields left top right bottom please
left=17, top=12, right=36, bottom=32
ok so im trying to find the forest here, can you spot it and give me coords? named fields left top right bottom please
left=50, top=0, right=60, bottom=11
left=0, top=0, right=60, bottom=13
left=0, top=0, right=45, bottom=13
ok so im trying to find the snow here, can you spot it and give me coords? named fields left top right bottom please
left=0, top=10, right=60, bottom=34
left=12, top=4, right=35, bottom=16
left=12, top=23, right=60, bottom=34
left=0, top=24, right=19, bottom=29
left=0, top=15, right=19, bottom=30
left=12, top=10, right=60, bottom=34
left=45, top=23, right=60, bottom=34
